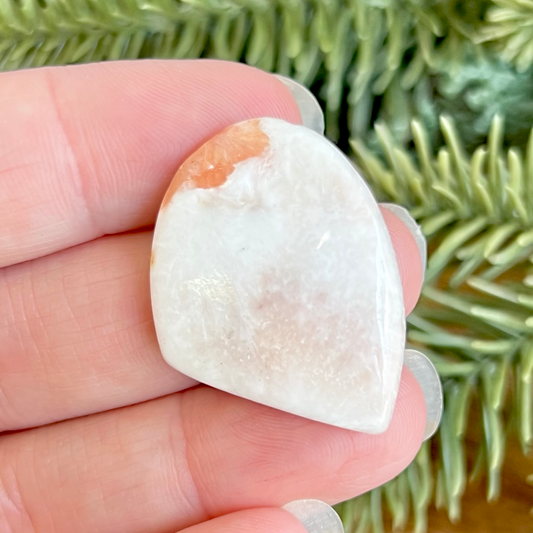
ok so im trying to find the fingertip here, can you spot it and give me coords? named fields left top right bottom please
left=393, top=366, right=427, bottom=447
left=5, top=59, right=304, bottom=264
left=239, top=64, right=303, bottom=125
left=355, top=366, right=426, bottom=487
left=179, top=507, right=308, bottom=533
left=378, top=205, right=424, bottom=315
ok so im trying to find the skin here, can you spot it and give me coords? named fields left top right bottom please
left=0, top=60, right=425, bottom=533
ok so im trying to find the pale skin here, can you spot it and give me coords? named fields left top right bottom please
left=0, top=60, right=426, bottom=533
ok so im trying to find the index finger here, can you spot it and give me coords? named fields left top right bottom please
left=0, top=60, right=301, bottom=268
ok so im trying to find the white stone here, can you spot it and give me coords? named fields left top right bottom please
left=150, top=118, right=405, bottom=433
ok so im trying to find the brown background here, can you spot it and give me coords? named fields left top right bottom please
left=426, top=435, right=533, bottom=533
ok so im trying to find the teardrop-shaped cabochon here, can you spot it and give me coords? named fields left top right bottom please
left=150, top=118, right=405, bottom=434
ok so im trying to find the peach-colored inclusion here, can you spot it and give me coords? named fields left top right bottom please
left=161, top=119, right=269, bottom=209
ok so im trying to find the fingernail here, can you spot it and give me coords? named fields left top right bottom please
left=274, top=75, right=325, bottom=135
left=404, top=349, right=443, bottom=441
left=282, top=499, right=344, bottom=533
left=380, top=204, right=427, bottom=273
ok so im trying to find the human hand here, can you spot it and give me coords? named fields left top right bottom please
left=0, top=60, right=426, bottom=533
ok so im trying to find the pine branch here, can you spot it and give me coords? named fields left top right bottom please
left=344, top=115, right=533, bottom=531
left=4, top=1, right=532, bottom=149
left=0, top=0, right=491, bottom=142
left=480, top=0, right=533, bottom=73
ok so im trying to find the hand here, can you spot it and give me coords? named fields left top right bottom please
left=0, top=60, right=426, bottom=533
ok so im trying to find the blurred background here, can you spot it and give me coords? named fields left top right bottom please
left=2, top=0, right=532, bottom=531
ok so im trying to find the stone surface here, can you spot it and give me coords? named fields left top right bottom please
left=150, top=118, right=405, bottom=433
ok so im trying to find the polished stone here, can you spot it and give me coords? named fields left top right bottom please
left=151, top=118, right=405, bottom=433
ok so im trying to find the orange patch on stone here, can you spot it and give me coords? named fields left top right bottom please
left=150, top=250, right=155, bottom=266
left=161, top=119, right=269, bottom=209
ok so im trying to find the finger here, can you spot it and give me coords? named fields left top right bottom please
left=0, top=231, right=197, bottom=431
left=0, top=60, right=301, bottom=268
left=1, top=218, right=422, bottom=431
left=0, top=369, right=424, bottom=533
left=178, top=508, right=306, bottom=533
left=379, top=206, right=424, bottom=315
